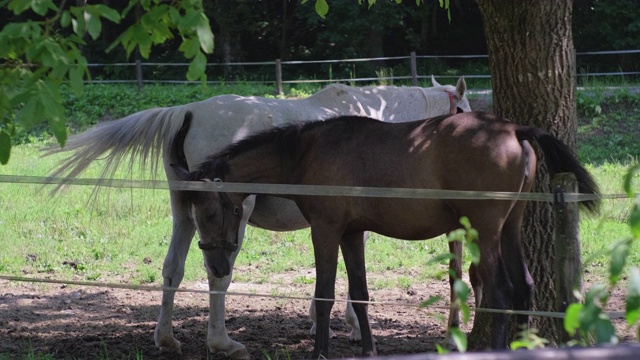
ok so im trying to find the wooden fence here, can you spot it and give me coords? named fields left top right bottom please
left=85, top=50, right=640, bottom=92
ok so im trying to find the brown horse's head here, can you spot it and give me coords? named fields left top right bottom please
left=172, top=165, right=245, bottom=278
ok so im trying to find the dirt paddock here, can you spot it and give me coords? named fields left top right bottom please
left=1, top=271, right=637, bottom=360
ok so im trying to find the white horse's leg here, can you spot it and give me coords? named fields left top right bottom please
left=205, top=195, right=256, bottom=359
left=155, top=191, right=196, bottom=354
left=344, top=294, right=361, bottom=341
left=309, top=297, right=337, bottom=339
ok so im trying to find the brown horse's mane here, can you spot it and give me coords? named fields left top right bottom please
left=194, top=115, right=391, bottom=180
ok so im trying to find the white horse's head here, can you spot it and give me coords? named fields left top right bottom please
left=432, top=75, right=472, bottom=113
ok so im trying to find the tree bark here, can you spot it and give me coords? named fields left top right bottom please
left=471, top=0, right=577, bottom=349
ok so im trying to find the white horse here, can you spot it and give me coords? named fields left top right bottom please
left=46, top=76, right=470, bottom=359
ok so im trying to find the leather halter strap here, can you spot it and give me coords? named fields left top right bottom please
left=444, top=90, right=456, bottom=114
left=197, top=180, right=241, bottom=252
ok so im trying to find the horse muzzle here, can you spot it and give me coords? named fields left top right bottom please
left=199, top=239, right=237, bottom=278
left=198, top=239, right=238, bottom=252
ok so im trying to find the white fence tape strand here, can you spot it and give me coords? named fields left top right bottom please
left=0, top=175, right=617, bottom=202
left=3, top=275, right=626, bottom=320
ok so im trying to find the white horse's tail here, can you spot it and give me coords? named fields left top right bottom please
left=44, top=106, right=190, bottom=191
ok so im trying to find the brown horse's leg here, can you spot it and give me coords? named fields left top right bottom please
left=469, top=263, right=482, bottom=308
left=340, top=231, right=376, bottom=356
left=473, top=218, right=514, bottom=349
left=447, top=240, right=463, bottom=329
left=310, top=224, right=341, bottom=359
left=500, top=203, right=534, bottom=328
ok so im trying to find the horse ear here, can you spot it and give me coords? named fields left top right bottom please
left=431, top=75, right=441, bottom=87
left=456, top=76, right=467, bottom=98
left=170, top=163, right=192, bottom=181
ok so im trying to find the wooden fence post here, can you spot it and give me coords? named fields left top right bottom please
left=275, top=59, right=283, bottom=96
left=410, top=51, right=418, bottom=86
left=552, top=172, right=581, bottom=343
left=135, top=59, right=143, bottom=91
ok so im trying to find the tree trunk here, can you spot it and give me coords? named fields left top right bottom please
left=471, top=0, right=577, bottom=350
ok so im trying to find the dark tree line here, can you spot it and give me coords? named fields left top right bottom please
left=3, top=0, right=637, bottom=82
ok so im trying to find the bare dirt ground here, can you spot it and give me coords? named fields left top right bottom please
left=1, top=272, right=461, bottom=359
left=1, top=270, right=637, bottom=360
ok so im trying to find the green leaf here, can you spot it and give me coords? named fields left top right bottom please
left=196, top=14, right=214, bottom=54
left=630, top=205, right=640, bottom=239
left=459, top=216, right=471, bottom=229
left=32, top=0, right=58, bottom=16
left=178, top=37, right=200, bottom=59
left=186, top=51, right=207, bottom=81
left=48, top=112, right=67, bottom=147
left=627, top=267, right=640, bottom=326
left=106, top=27, right=134, bottom=55
left=609, top=239, right=630, bottom=284
left=8, top=0, right=32, bottom=14
left=594, top=315, right=618, bottom=344
left=60, top=11, right=71, bottom=27
left=419, top=295, right=442, bottom=308
left=447, top=228, right=465, bottom=243
left=510, top=340, right=530, bottom=350
left=180, top=8, right=201, bottom=29
left=86, top=9, right=102, bottom=40
left=428, top=252, right=455, bottom=264
left=564, top=303, right=582, bottom=336
left=315, top=0, right=329, bottom=19
left=132, top=24, right=152, bottom=58
left=467, top=242, right=480, bottom=265
left=16, top=96, right=43, bottom=129
left=453, top=278, right=470, bottom=303
left=449, top=327, right=467, bottom=352
left=0, top=131, right=11, bottom=165
left=68, top=66, right=84, bottom=97
left=435, top=344, right=449, bottom=355
left=93, top=4, right=121, bottom=24
left=584, top=283, right=608, bottom=305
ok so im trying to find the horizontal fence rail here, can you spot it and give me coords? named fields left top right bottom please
left=83, top=49, right=640, bottom=92
left=0, top=175, right=617, bottom=202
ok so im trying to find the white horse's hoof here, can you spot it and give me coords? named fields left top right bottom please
left=349, top=329, right=362, bottom=342
left=309, top=324, right=337, bottom=339
left=223, top=347, right=251, bottom=360
left=156, top=338, right=182, bottom=354
left=208, top=339, right=250, bottom=360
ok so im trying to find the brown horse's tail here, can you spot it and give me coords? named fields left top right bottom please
left=516, top=127, right=601, bottom=214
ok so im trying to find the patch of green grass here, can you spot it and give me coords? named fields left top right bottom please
left=577, top=89, right=640, bottom=165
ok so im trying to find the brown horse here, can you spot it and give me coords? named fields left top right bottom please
left=171, top=111, right=600, bottom=358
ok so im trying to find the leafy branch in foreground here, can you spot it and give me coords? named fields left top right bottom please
left=419, top=164, right=640, bottom=352
left=421, top=216, right=479, bottom=354
left=0, top=0, right=213, bottom=165
left=564, top=164, right=640, bottom=345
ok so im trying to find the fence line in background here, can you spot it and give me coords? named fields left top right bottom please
left=84, top=49, right=640, bottom=92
